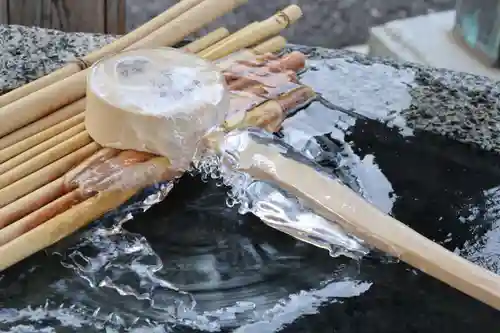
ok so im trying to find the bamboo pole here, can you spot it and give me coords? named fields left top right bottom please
left=199, top=21, right=260, bottom=56
left=0, top=178, right=66, bottom=229
left=0, top=132, right=92, bottom=190
left=0, top=143, right=100, bottom=208
left=0, top=122, right=85, bottom=174
left=0, top=99, right=85, bottom=150
left=182, top=27, right=230, bottom=53
left=198, top=5, right=302, bottom=60
left=0, top=113, right=84, bottom=163
left=0, top=189, right=87, bottom=247
left=252, top=36, right=287, bottom=55
left=0, top=0, right=206, bottom=109
left=0, top=0, right=248, bottom=138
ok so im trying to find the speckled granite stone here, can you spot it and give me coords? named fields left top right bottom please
left=0, top=25, right=116, bottom=94
left=1, top=24, right=500, bottom=157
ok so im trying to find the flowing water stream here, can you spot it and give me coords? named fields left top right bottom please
left=0, top=50, right=499, bottom=332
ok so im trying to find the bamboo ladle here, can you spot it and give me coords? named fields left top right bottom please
left=0, top=0, right=248, bottom=138
left=0, top=49, right=308, bottom=269
left=0, top=28, right=231, bottom=151
left=0, top=34, right=289, bottom=213
left=0, top=34, right=293, bottom=234
left=0, top=0, right=206, bottom=109
left=3, top=94, right=500, bottom=312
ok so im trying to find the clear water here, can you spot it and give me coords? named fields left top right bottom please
left=1, top=51, right=500, bottom=332
left=195, top=128, right=369, bottom=260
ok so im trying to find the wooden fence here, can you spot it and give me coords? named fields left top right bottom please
left=0, top=0, right=126, bottom=34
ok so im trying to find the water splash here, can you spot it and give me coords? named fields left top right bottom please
left=195, top=128, right=369, bottom=260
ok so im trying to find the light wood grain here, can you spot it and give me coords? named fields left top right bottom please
left=50, top=0, right=105, bottom=33
left=0, top=0, right=8, bottom=24
left=0, top=142, right=99, bottom=208
left=105, top=0, right=126, bottom=34
left=2, top=0, right=125, bottom=34
left=8, top=0, right=44, bottom=28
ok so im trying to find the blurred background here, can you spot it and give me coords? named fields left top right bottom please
left=126, top=0, right=455, bottom=49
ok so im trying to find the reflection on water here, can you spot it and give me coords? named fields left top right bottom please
left=457, top=185, right=500, bottom=273
left=0, top=176, right=372, bottom=332
left=1, top=50, right=500, bottom=332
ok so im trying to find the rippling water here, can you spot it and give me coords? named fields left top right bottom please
left=1, top=49, right=500, bottom=332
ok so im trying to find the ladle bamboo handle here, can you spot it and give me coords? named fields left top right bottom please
left=235, top=136, right=500, bottom=311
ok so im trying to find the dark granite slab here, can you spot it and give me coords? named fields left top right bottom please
left=290, top=44, right=500, bottom=155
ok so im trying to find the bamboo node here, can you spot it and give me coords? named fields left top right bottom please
left=275, top=11, right=291, bottom=28
left=70, top=57, right=92, bottom=70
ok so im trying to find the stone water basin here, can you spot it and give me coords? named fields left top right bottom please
left=0, top=35, right=499, bottom=332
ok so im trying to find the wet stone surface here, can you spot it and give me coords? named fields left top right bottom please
left=290, top=44, right=500, bottom=155
left=0, top=27, right=500, bottom=332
